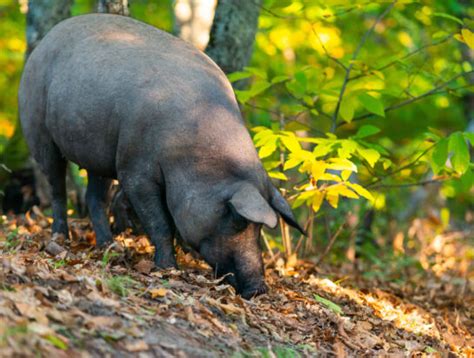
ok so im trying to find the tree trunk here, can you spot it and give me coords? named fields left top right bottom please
left=205, top=0, right=262, bottom=75
left=174, top=0, right=216, bottom=51
left=23, top=0, right=74, bottom=208
left=97, top=0, right=129, bottom=16
left=26, top=0, right=74, bottom=56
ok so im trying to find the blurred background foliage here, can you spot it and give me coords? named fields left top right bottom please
left=0, top=0, right=473, bottom=281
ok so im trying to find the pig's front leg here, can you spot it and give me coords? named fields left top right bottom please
left=120, top=174, right=177, bottom=269
left=86, top=173, right=113, bottom=246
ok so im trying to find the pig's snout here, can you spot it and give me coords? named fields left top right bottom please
left=214, top=260, right=267, bottom=300
left=233, top=251, right=267, bottom=300
left=239, top=282, right=268, bottom=300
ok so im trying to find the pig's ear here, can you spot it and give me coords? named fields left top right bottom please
left=270, top=186, right=306, bottom=235
left=229, top=184, right=278, bottom=228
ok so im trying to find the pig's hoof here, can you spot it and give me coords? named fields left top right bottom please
left=95, top=238, right=112, bottom=248
left=240, top=285, right=268, bottom=300
left=52, top=222, right=69, bottom=240
left=154, top=257, right=178, bottom=270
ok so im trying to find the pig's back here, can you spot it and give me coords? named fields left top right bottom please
left=22, top=14, right=263, bottom=185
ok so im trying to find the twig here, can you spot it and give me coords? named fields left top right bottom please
left=316, top=221, right=345, bottom=266
left=370, top=178, right=445, bottom=189
left=261, top=230, right=275, bottom=261
left=294, top=211, right=314, bottom=254
left=310, top=25, right=348, bottom=71
left=243, top=102, right=325, bottom=135
left=337, top=71, right=474, bottom=128
left=366, top=143, right=436, bottom=188
left=348, top=34, right=454, bottom=81
left=331, top=1, right=397, bottom=132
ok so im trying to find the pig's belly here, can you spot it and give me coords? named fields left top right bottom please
left=48, top=116, right=118, bottom=179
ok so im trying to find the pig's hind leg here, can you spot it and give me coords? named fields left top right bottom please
left=120, top=175, right=177, bottom=269
left=34, top=141, right=69, bottom=238
left=86, top=174, right=113, bottom=247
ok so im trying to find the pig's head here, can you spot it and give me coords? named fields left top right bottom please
left=197, top=183, right=304, bottom=299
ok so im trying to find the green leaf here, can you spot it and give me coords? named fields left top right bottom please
left=449, top=132, right=470, bottom=174
left=356, top=147, right=380, bottom=167
left=227, top=71, right=252, bottom=83
left=433, top=12, right=464, bottom=26
left=459, top=168, right=474, bottom=192
left=358, top=93, right=385, bottom=117
left=271, top=75, right=289, bottom=84
left=431, top=138, right=449, bottom=174
left=464, top=132, right=474, bottom=145
left=354, top=125, right=381, bottom=139
left=295, top=71, right=307, bottom=90
left=285, top=80, right=306, bottom=99
left=235, top=80, right=271, bottom=104
left=425, top=347, right=438, bottom=354
left=339, top=98, right=355, bottom=123
left=44, top=335, right=68, bottom=350
left=314, top=294, right=343, bottom=315
left=243, top=66, right=267, bottom=79
left=284, top=121, right=311, bottom=132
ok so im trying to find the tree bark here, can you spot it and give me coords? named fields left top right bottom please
left=97, top=0, right=129, bottom=16
left=26, top=0, right=74, bottom=56
left=205, top=0, right=262, bottom=74
left=22, top=0, right=74, bottom=208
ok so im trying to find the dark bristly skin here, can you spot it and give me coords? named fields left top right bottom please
left=19, top=14, right=304, bottom=299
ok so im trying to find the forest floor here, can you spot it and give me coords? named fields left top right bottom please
left=0, top=210, right=473, bottom=357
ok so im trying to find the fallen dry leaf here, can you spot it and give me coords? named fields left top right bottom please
left=134, top=259, right=154, bottom=274
left=150, top=287, right=168, bottom=298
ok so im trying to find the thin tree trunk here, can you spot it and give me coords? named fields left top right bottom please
left=97, top=0, right=129, bottom=16
left=26, top=0, right=74, bottom=56
left=205, top=0, right=262, bottom=75
left=174, top=0, right=216, bottom=50
left=25, top=0, right=74, bottom=207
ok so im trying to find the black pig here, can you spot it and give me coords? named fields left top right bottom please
left=19, top=14, right=304, bottom=298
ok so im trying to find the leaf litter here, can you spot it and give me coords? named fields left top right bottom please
left=0, top=209, right=473, bottom=357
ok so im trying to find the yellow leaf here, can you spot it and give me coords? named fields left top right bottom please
left=293, top=190, right=316, bottom=208
left=268, top=171, right=288, bottom=181
left=319, top=173, right=342, bottom=182
left=254, top=131, right=275, bottom=147
left=356, top=147, right=380, bottom=167
left=311, top=161, right=327, bottom=180
left=337, top=140, right=357, bottom=159
left=313, top=143, right=333, bottom=158
left=341, top=170, right=352, bottom=181
left=150, top=288, right=168, bottom=298
left=454, top=33, right=464, bottom=42
left=328, top=184, right=359, bottom=199
left=326, top=191, right=339, bottom=208
left=327, top=158, right=358, bottom=172
left=312, top=190, right=325, bottom=212
left=323, top=67, right=335, bottom=80
left=280, top=135, right=302, bottom=153
left=252, top=126, right=269, bottom=133
left=284, top=156, right=303, bottom=171
left=346, top=182, right=374, bottom=202
left=461, top=29, right=474, bottom=49
left=259, top=141, right=277, bottom=158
